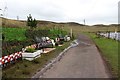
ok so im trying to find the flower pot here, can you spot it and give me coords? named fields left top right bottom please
left=22, top=50, right=43, bottom=61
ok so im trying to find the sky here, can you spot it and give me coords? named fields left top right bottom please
left=0, top=0, right=119, bottom=25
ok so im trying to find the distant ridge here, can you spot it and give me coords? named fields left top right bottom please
left=93, top=24, right=119, bottom=27
left=1, top=17, right=119, bottom=28
left=1, top=17, right=85, bottom=28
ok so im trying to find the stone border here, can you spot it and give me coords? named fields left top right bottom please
left=32, top=40, right=79, bottom=78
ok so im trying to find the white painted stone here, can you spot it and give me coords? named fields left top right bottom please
left=67, top=37, right=71, bottom=41
left=46, top=37, right=50, bottom=40
left=22, top=50, right=43, bottom=61
left=51, top=39, right=55, bottom=46
left=64, top=36, right=71, bottom=41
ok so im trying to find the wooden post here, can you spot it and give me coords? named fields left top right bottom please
left=108, top=31, right=110, bottom=39
left=114, top=29, right=117, bottom=40
left=71, top=28, right=72, bottom=38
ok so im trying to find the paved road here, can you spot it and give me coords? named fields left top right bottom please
left=34, top=34, right=110, bottom=78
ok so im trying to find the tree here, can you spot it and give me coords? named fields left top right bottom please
left=27, top=14, right=37, bottom=28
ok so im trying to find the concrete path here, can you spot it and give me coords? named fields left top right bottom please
left=33, top=34, right=110, bottom=78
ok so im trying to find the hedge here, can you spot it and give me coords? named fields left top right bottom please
left=2, top=39, right=35, bottom=56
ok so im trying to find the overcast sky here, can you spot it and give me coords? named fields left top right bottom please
left=0, top=0, right=119, bottom=25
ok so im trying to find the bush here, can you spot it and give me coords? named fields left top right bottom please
left=25, top=28, right=68, bottom=43
left=25, top=29, right=50, bottom=41
left=25, top=47, right=36, bottom=53
left=2, top=39, right=35, bottom=56
left=27, top=14, right=37, bottom=29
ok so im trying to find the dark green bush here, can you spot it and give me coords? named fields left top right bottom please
left=25, top=28, right=67, bottom=42
left=2, top=39, right=35, bottom=56
left=25, top=29, right=50, bottom=40
left=27, top=14, right=37, bottom=29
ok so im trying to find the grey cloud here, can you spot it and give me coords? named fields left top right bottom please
left=2, top=0, right=119, bottom=25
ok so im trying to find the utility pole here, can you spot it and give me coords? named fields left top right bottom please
left=17, top=16, right=19, bottom=20
left=84, top=19, right=86, bottom=25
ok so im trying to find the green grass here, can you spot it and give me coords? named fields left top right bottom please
left=2, top=27, right=68, bottom=41
left=85, top=32, right=118, bottom=77
left=3, top=27, right=27, bottom=41
left=2, top=40, right=72, bottom=78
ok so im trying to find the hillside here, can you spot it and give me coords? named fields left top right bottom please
left=2, top=18, right=27, bottom=28
left=1, top=17, right=85, bottom=28
left=93, top=24, right=119, bottom=27
left=1, top=17, right=119, bottom=33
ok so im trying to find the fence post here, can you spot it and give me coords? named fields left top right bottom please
left=107, top=31, right=110, bottom=39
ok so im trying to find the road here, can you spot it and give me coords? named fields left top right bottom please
left=33, top=34, right=110, bottom=78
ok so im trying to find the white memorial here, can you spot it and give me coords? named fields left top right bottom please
left=22, top=50, right=43, bottom=61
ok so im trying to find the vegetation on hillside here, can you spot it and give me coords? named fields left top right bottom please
left=2, top=27, right=68, bottom=56
left=3, top=27, right=26, bottom=41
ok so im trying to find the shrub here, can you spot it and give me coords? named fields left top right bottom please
left=25, top=47, right=36, bottom=53
left=25, top=28, right=68, bottom=42
left=27, top=14, right=37, bottom=29
left=25, top=29, right=50, bottom=39
left=2, top=39, right=35, bottom=56
left=25, top=29, right=50, bottom=43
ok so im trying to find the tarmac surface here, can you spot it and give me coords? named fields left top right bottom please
left=33, top=34, right=110, bottom=78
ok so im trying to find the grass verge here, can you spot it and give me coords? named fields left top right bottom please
left=85, top=32, right=118, bottom=77
left=3, top=27, right=27, bottom=41
left=2, top=41, right=72, bottom=78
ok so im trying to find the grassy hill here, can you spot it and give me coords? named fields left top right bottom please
left=2, top=18, right=27, bottom=28
left=1, top=17, right=119, bottom=34
left=1, top=17, right=85, bottom=28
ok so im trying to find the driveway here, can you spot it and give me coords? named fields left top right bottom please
left=33, top=34, right=110, bottom=78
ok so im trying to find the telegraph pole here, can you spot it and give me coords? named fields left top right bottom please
left=17, top=16, right=19, bottom=20
left=84, top=19, right=86, bottom=25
